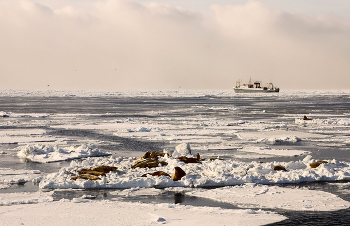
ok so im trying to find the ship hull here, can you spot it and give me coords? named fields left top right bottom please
left=234, top=88, right=279, bottom=93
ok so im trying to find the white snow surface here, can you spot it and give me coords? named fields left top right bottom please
left=0, top=199, right=286, bottom=226
left=39, top=154, right=350, bottom=190
left=188, top=184, right=350, bottom=211
left=17, top=144, right=110, bottom=163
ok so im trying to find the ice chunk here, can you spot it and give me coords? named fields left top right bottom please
left=17, top=144, right=110, bottom=163
left=0, top=111, right=11, bottom=117
left=0, top=184, right=10, bottom=189
left=173, top=143, right=191, bottom=157
left=137, top=127, right=152, bottom=132
left=257, top=136, right=301, bottom=144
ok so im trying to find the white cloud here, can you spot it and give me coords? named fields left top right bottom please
left=0, top=0, right=349, bottom=90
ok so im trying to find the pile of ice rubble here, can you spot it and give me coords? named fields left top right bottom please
left=17, top=144, right=110, bottom=163
left=38, top=143, right=350, bottom=190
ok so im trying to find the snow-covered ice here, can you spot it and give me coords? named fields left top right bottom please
left=295, top=118, right=350, bottom=126
left=38, top=154, right=350, bottom=190
left=0, top=168, right=41, bottom=184
left=0, top=199, right=286, bottom=226
left=188, top=184, right=350, bottom=211
left=0, top=191, right=53, bottom=206
left=0, top=136, right=57, bottom=144
left=110, top=187, right=166, bottom=197
left=1, top=89, right=350, bottom=225
left=239, top=146, right=309, bottom=157
left=0, top=128, right=56, bottom=144
left=0, top=129, right=46, bottom=136
left=0, top=184, right=10, bottom=189
left=17, top=144, right=110, bottom=163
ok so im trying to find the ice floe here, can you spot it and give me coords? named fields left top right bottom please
left=208, top=106, right=241, bottom=111
left=0, top=111, right=49, bottom=118
left=0, top=191, right=53, bottom=206
left=187, top=183, right=350, bottom=211
left=0, top=168, right=41, bottom=184
left=173, top=143, right=192, bottom=157
left=0, top=199, right=286, bottom=226
left=295, top=118, right=350, bottom=126
left=0, top=127, right=56, bottom=144
left=17, top=144, right=111, bottom=163
left=239, top=146, right=310, bottom=157
left=256, top=136, right=301, bottom=144
left=38, top=151, right=350, bottom=190
left=237, top=130, right=323, bottom=143
left=0, top=129, right=46, bottom=136
left=0, top=136, right=57, bottom=144
left=110, top=187, right=166, bottom=197
left=0, top=184, right=10, bottom=189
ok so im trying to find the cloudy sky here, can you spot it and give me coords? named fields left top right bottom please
left=1, top=0, right=349, bottom=90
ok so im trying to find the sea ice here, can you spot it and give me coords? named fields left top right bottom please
left=172, top=143, right=192, bottom=157
left=256, top=136, right=301, bottom=144
left=0, top=136, right=57, bottom=144
left=239, top=146, right=309, bottom=157
left=0, top=111, right=11, bottom=117
left=17, top=144, right=110, bottom=163
left=295, top=118, right=350, bottom=126
left=0, top=184, right=10, bottom=189
left=0, top=191, right=53, bottom=206
left=188, top=184, right=350, bottom=211
left=0, top=129, right=46, bottom=136
left=237, top=130, right=325, bottom=143
left=110, top=187, right=166, bottom=197
left=0, top=168, right=41, bottom=184
left=38, top=154, right=350, bottom=190
left=0, top=199, right=286, bottom=226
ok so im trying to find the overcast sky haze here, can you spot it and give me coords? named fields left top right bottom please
left=1, top=0, right=349, bottom=90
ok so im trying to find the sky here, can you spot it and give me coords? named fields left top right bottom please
left=0, top=0, right=349, bottom=90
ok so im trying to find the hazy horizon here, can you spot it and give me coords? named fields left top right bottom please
left=1, top=0, right=349, bottom=90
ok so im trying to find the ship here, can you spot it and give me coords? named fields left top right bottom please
left=234, top=78, right=279, bottom=93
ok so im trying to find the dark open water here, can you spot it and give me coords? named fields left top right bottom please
left=1, top=92, right=350, bottom=225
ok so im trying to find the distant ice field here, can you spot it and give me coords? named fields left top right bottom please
left=1, top=89, right=350, bottom=225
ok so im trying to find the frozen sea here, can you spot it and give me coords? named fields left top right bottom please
left=1, top=89, right=350, bottom=225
